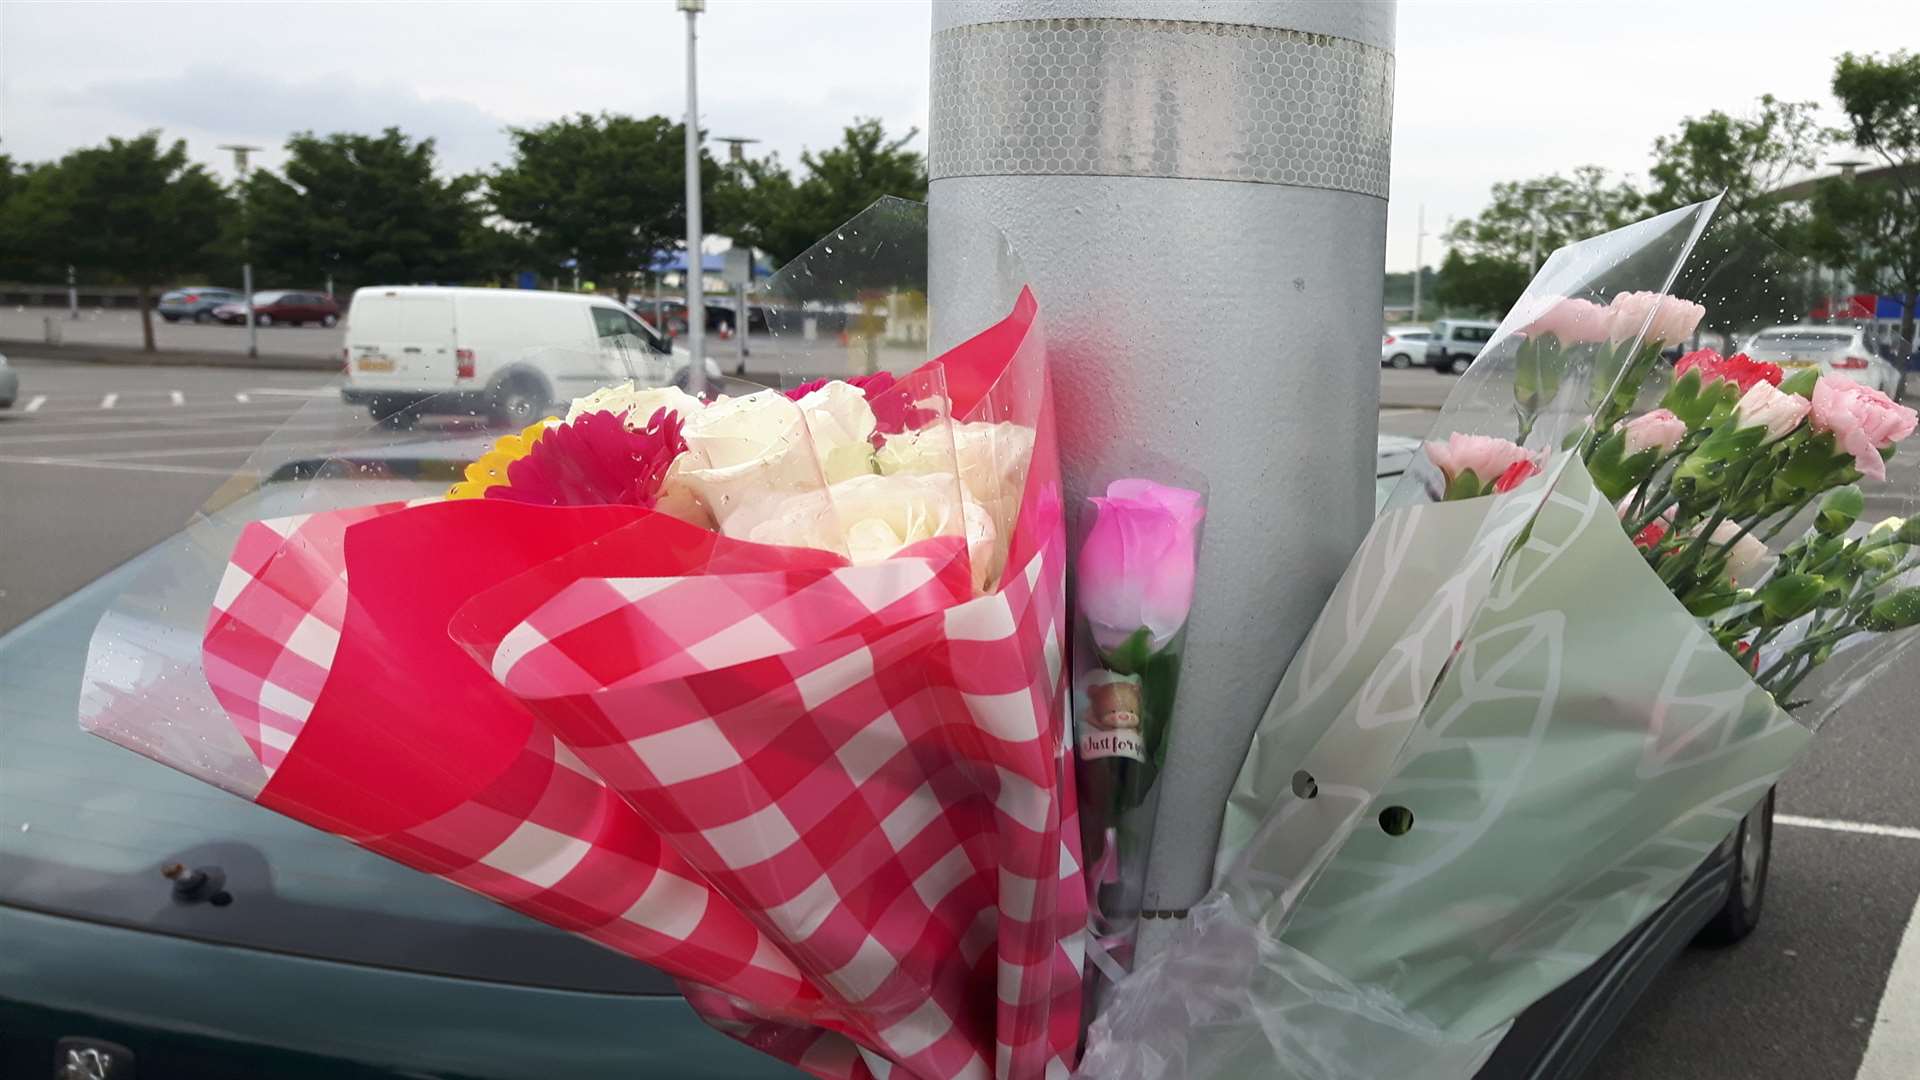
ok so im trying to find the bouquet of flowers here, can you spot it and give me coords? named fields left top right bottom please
left=81, top=202, right=1086, bottom=1080
left=1078, top=198, right=1920, bottom=1078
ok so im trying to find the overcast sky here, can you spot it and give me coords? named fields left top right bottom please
left=0, top=0, right=1888, bottom=271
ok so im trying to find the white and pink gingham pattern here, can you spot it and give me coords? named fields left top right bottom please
left=202, top=504, right=397, bottom=775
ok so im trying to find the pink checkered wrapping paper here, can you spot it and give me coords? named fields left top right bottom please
left=90, top=291, right=1086, bottom=1078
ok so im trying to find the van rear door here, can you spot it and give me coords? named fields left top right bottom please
left=347, top=292, right=456, bottom=390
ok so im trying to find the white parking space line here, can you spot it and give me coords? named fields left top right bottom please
left=0, top=454, right=237, bottom=477
left=1774, top=814, right=1920, bottom=1080
left=170, top=390, right=185, bottom=406
left=100, top=393, right=118, bottom=409
left=1860, top=893, right=1920, bottom=1079
left=1777, top=815, right=1920, bottom=842
left=235, top=393, right=251, bottom=403
left=0, top=422, right=354, bottom=448
left=242, top=386, right=339, bottom=398
left=23, top=395, right=45, bottom=412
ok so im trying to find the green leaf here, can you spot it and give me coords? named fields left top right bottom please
left=1861, top=588, right=1920, bottom=632
left=1779, top=367, right=1820, bottom=398
left=1758, top=574, right=1826, bottom=625
left=1661, top=368, right=1710, bottom=427
left=1443, top=468, right=1487, bottom=502
left=1101, top=626, right=1154, bottom=677
left=1816, top=485, right=1865, bottom=535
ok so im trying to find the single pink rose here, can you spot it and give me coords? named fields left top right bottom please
left=1809, top=375, right=1919, bottom=482
left=1524, top=297, right=1610, bottom=345
left=1621, top=408, right=1687, bottom=456
left=1077, top=479, right=1206, bottom=653
left=1424, top=433, right=1536, bottom=490
left=1731, top=381, right=1810, bottom=445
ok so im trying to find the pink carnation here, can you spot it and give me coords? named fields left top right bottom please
left=1606, top=291, right=1706, bottom=346
left=1524, top=297, right=1610, bottom=345
left=1731, top=381, right=1811, bottom=445
left=1621, top=408, right=1687, bottom=456
left=1425, top=433, right=1536, bottom=490
left=1809, top=375, right=1919, bottom=482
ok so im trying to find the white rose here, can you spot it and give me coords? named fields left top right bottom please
left=875, top=420, right=1034, bottom=584
left=875, top=420, right=1033, bottom=505
left=727, top=472, right=1000, bottom=594
left=674, top=391, right=819, bottom=526
left=565, top=383, right=703, bottom=428
left=673, top=385, right=880, bottom=527
left=792, top=381, right=879, bottom=484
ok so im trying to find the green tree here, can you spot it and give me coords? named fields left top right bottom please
left=1648, top=96, right=1826, bottom=343
left=1447, top=166, right=1644, bottom=272
left=708, top=151, right=802, bottom=264
left=4, top=133, right=229, bottom=351
left=244, top=129, right=499, bottom=296
left=490, top=113, right=719, bottom=302
left=1431, top=249, right=1532, bottom=318
left=1807, top=51, right=1920, bottom=365
left=712, top=119, right=927, bottom=266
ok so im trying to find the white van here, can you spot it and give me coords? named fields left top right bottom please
left=341, top=286, right=714, bottom=426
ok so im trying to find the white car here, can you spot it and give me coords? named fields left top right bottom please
left=340, top=287, right=720, bottom=428
left=1380, top=326, right=1431, bottom=369
left=1737, top=325, right=1901, bottom=397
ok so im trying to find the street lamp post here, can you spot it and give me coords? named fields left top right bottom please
left=719, top=136, right=761, bottom=376
left=930, top=0, right=1395, bottom=964
left=66, top=264, right=78, bottom=322
left=1523, top=184, right=1552, bottom=276
left=678, top=0, right=708, bottom=397
left=1412, top=203, right=1426, bottom=322
left=220, top=143, right=263, bottom=360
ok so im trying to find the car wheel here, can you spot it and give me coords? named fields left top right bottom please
left=1697, top=787, right=1774, bottom=946
left=1390, top=353, right=1413, bottom=369
left=161, top=314, right=180, bottom=323
left=491, top=377, right=548, bottom=428
left=1450, top=355, right=1472, bottom=375
left=322, top=314, right=339, bottom=328
left=193, top=310, right=211, bottom=324
left=256, top=314, right=273, bottom=327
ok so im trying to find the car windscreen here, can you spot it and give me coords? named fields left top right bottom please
left=251, top=291, right=288, bottom=304
left=1745, top=329, right=1854, bottom=362
left=1, top=403, right=675, bottom=995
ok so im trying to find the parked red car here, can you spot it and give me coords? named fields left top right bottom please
left=211, top=290, right=342, bottom=327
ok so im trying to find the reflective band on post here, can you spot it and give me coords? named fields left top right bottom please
left=930, top=17, right=1394, bottom=197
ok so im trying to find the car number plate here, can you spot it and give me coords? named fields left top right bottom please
left=357, top=356, right=395, bottom=372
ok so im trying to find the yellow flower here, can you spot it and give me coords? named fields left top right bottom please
left=446, top=420, right=553, bottom=500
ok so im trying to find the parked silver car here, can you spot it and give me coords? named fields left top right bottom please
left=1738, top=325, right=1902, bottom=397
left=0, top=352, right=15, bottom=409
left=1380, top=326, right=1431, bottom=369
left=157, top=287, right=242, bottom=323
left=1425, top=319, right=1500, bottom=374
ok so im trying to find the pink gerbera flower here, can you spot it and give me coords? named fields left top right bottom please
left=486, top=407, right=687, bottom=508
